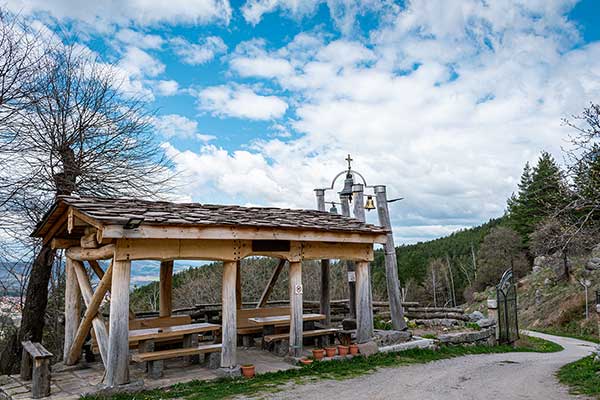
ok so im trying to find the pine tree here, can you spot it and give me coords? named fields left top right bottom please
left=508, top=152, right=567, bottom=242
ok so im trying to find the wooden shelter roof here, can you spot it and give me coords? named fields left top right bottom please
left=33, top=196, right=388, bottom=243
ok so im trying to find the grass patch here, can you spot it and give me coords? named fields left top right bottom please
left=558, top=356, right=600, bottom=398
left=530, top=327, right=600, bottom=344
left=85, top=336, right=560, bottom=400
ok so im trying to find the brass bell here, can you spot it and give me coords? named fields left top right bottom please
left=364, top=195, right=376, bottom=211
left=329, top=202, right=338, bottom=214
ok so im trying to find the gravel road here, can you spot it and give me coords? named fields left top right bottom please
left=261, top=331, right=596, bottom=400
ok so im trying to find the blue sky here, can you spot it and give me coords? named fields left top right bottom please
left=6, top=0, right=600, bottom=245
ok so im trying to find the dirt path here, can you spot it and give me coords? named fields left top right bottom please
left=261, top=331, right=596, bottom=400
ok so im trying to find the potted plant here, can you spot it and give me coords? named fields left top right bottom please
left=325, top=347, right=337, bottom=357
left=299, top=357, right=313, bottom=365
left=312, top=348, right=325, bottom=360
left=349, top=343, right=359, bottom=355
left=337, top=345, right=349, bottom=356
left=241, top=364, right=256, bottom=378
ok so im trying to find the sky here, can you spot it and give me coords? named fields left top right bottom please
left=5, top=0, right=600, bottom=246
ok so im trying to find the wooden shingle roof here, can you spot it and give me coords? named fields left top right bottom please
left=33, top=196, right=388, bottom=239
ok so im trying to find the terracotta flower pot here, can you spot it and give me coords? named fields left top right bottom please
left=349, top=344, right=359, bottom=355
left=299, top=358, right=313, bottom=365
left=337, top=345, right=349, bottom=356
left=312, top=349, right=325, bottom=360
left=241, top=364, right=255, bottom=378
left=325, top=347, right=337, bottom=357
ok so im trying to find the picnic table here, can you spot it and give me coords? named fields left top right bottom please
left=129, top=322, right=221, bottom=368
left=249, top=313, right=325, bottom=336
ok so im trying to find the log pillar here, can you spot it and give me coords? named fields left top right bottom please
left=340, top=195, right=356, bottom=318
left=315, top=188, right=331, bottom=325
left=221, top=261, right=237, bottom=369
left=353, top=184, right=373, bottom=321
left=159, top=261, right=173, bottom=317
left=374, top=185, right=407, bottom=331
left=289, top=261, right=303, bottom=357
left=355, top=260, right=374, bottom=343
left=63, top=257, right=81, bottom=362
left=105, top=259, right=131, bottom=387
left=236, top=261, right=242, bottom=310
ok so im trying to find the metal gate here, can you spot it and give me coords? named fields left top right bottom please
left=497, top=269, right=519, bottom=344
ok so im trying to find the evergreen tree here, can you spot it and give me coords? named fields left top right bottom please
left=508, top=152, right=567, bottom=242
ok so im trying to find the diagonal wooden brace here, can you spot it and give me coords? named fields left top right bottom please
left=65, top=260, right=112, bottom=366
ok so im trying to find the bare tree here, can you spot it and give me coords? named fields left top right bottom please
left=0, top=29, right=172, bottom=372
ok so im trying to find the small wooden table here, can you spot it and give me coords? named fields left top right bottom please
left=249, top=313, right=325, bottom=336
left=130, top=323, right=221, bottom=371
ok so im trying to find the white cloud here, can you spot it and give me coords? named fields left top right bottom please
left=155, top=80, right=180, bottom=96
left=153, top=114, right=216, bottom=141
left=4, top=0, right=232, bottom=28
left=196, top=85, right=288, bottom=120
left=241, top=0, right=392, bottom=34
left=165, top=0, right=600, bottom=243
left=171, top=36, right=227, bottom=65
left=115, top=29, right=164, bottom=49
left=118, top=46, right=165, bottom=78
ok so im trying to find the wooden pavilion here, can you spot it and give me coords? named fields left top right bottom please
left=32, top=196, right=388, bottom=388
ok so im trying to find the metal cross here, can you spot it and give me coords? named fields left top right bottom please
left=345, top=154, right=353, bottom=170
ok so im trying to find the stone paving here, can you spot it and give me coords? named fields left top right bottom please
left=0, top=348, right=295, bottom=400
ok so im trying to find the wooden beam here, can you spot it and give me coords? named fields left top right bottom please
left=256, top=259, right=286, bottom=308
left=66, top=244, right=115, bottom=261
left=105, top=259, right=131, bottom=386
left=113, top=238, right=373, bottom=262
left=67, top=261, right=111, bottom=367
left=88, top=260, right=136, bottom=320
left=87, top=260, right=105, bottom=280
left=220, top=261, right=237, bottom=369
left=102, top=224, right=387, bottom=244
left=159, top=261, right=173, bottom=317
left=288, top=261, right=303, bottom=358
left=114, top=239, right=247, bottom=261
left=51, top=239, right=79, bottom=249
left=320, top=259, right=331, bottom=326
left=42, top=211, right=69, bottom=245
left=80, top=228, right=99, bottom=249
left=235, top=261, right=242, bottom=310
left=302, top=241, right=374, bottom=261
left=63, top=257, right=81, bottom=362
left=355, top=261, right=374, bottom=343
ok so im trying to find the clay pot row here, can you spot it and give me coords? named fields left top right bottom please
left=312, top=344, right=359, bottom=360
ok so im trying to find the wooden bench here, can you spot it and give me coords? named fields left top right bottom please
left=130, top=323, right=221, bottom=378
left=237, top=307, right=290, bottom=346
left=20, top=341, right=53, bottom=399
left=92, top=315, right=194, bottom=355
left=237, top=307, right=290, bottom=334
left=132, top=343, right=222, bottom=378
left=263, top=328, right=340, bottom=355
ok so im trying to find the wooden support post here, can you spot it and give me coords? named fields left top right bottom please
left=289, top=261, right=303, bottom=357
left=159, top=260, right=174, bottom=317
left=64, top=257, right=81, bottom=362
left=69, top=260, right=110, bottom=367
left=355, top=260, right=374, bottom=343
left=32, top=357, right=51, bottom=398
left=320, top=260, right=331, bottom=326
left=315, top=189, right=331, bottom=326
left=353, top=184, right=373, bottom=322
left=221, top=261, right=237, bottom=369
left=256, top=259, right=286, bottom=308
left=236, top=261, right=242, bottom=310
left=88, top=260, right=105, bottom=280
left=340, top=195, right=356, bottom=318
left=374, top=185, right=407, bottom=331
left=105, top=259, right=131, bottom=387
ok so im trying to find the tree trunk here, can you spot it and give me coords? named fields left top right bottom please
left=0, top=244, right=55, bottom=374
